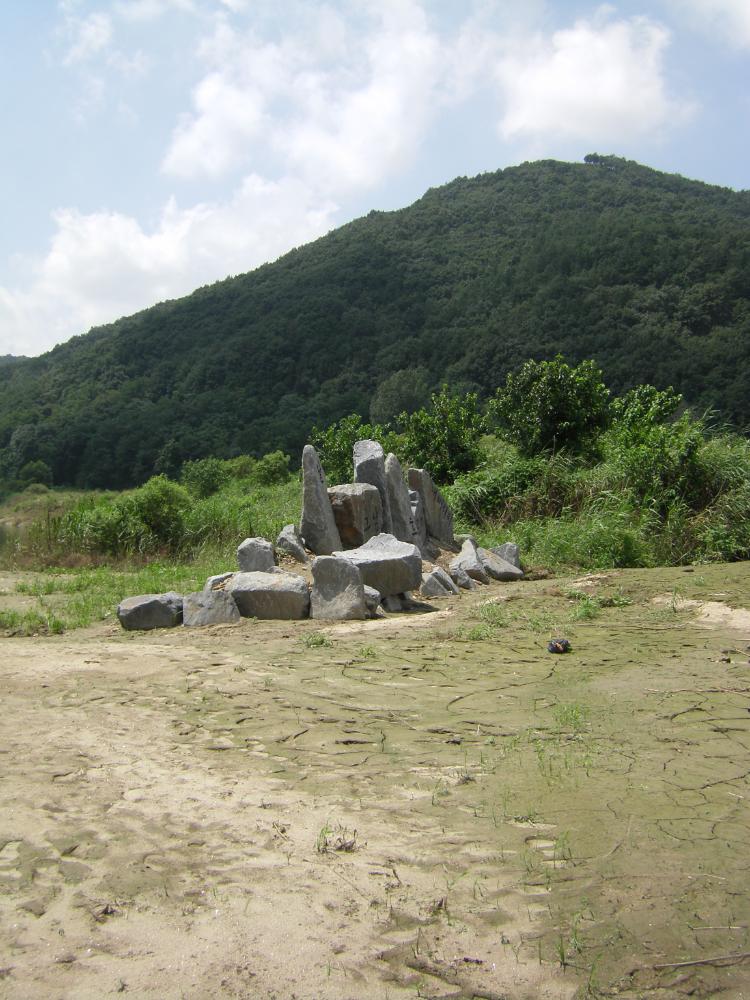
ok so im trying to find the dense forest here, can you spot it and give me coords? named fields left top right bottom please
left=0, top=154, right=748, bottom=491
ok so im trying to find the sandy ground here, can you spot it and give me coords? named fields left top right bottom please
left=1, top=564, right=750, bottom=999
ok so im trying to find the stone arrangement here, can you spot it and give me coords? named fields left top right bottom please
left=116, top=440, right=525, bottom=630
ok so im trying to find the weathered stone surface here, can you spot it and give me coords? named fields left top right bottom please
left=478, top=547, right=524, bottom=582
left=448, top=564, right=478, bottom=590
left=183, top=590, right=241, bottom=626
left=237, top=536, right=276, bottom=572
left=276, top=524, right=308, bottom=563
left=300, top=444, right=342, bottom=555
left=492, top=542, right=521, bottom=570
left=409, top=489, right=428, bottom=549
left=353, top=439, right=392, bottom=533
left=407, top=468, right=454, bottom=544
left=363, top=585, right=381, bottom=616
left=450, top=539, right=490, bottom=584
left=431, top=565, right=460, bottom=595
left=327, top=483, right=382, bottom=549
left=203, top=572, right=234, bottom=592
left=333, top=532, right=421, bottom=597
left=310, top=556, right=366, bottom=620
left=225, top=571, right=310, bottom=619
left=381, top=594, right=405, bottom=613
left=385, top=453, right=422, bottom=549
left=420, top=571, right=453, bottom=599
left=117, top=592, right=183, bottom=631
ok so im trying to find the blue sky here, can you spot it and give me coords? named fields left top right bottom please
left=1, top=0, right=749, bottom=356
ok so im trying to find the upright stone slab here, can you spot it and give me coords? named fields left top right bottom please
left=225, top=571, right=310, bottom=620
left=117, top=592, right=183, bottom=631
left=333, top=532, right=421, bottom=597
left=407, top=468, right=454, bottom=545
left=385, top=453, right=422, bottom=549
left=353, top=439, right=392, bottom=534
left=237, top=536, right=276, bottom=572
left=409, top=489, right=428, bottom=550
left=300, top=445, right=342, bottom=555
left=276, top=524, right=308, bottom=563
left=183, top=590, right=241, bottom=626
left=327, top=483, right=382, bottom=548
left=310, top=556, right=367, bottom=620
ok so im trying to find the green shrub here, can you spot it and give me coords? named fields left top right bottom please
left=251, top=450, right=291, bottom=485
left=181, top=457, right=230, bottom=498
left=398, top=385, right=484, bottom=484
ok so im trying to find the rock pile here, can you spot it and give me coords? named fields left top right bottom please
left=116, top=440, right=525, bottom=630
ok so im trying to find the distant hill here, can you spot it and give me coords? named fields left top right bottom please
left=0, top=355, right=26, bottom=367
left=0, top=154, right=748, bottom=489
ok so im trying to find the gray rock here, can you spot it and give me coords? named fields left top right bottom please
left=478, top=547, right=524, bottom=582
left=333, top=532, right=422, bottom=597
left=300, top=444, right=342, bottom=555
left=385, top=453, right=422, bottom=549
left=225, top=571, right=310, bottom=619
left=420, top=571, right=453, bottom=599
left=237, top=536, right=276, bottom=572
left=381, top=594, right=405, bottom=613
left=310, top=556, right=366, bottom=620
left=407, top=468, right=454, bottom=544
left=363, top=585, right=381, bottom=616
left=117, top=592, right=183, bottom=631
left=276, top=524, right=308, bottom=563
left=450, top=539, right=490, bottom=584
left=183, top=590, right=241, bottom=626
left=353, top=439, right=392, bottom=533
left=431, top=565, right=460, bottom=595
left=327, top=483, right=382, bottom=548
left=492, top=542, right=522, bottom=570
left=449, top=564, right=479, bottom=590
left=203, top=572, right=235, bottom=592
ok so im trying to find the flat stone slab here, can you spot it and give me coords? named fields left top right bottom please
left=117, top=592, right=183, bottom=631
left=478, top=547, right=524, bottom=582
left=311, top=556, right=366, bottom=620
left=300, top=444, right=342, bottom=555
left=407, top=468, right=454, bottom=544
left=333, top=532, right=422, bottom=597
left=237, top=536, right=276, bottom=572
left=276, top=524, right=308, bottom=563
left=183, top=590, right=241, bottom=626
left=328, top=483, right=382, bottom=548
left=225, top=571, right=310, bottom=619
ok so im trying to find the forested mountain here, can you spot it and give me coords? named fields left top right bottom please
left=1, top=154, right=748, bottom=489
left=0, top=355, right=25, bottom=367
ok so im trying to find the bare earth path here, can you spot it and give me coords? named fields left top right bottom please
left=1, top=563, right=750, bottom=999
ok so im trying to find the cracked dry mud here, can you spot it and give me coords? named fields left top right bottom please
left=1, top=563, right=750, bottom=999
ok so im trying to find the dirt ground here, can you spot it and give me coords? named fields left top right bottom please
left=1, top=563, right=750, bottom=999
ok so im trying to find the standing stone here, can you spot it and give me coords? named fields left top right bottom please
left=385, top=454, right=422, bottom=549
left=310, top=556, right=367, bottom=620
left=327, top=483, right=382, bottom=548
left=237, top=537, right=276, bottom=572
left=276, top=524, right=308, bottom=563
left=333, top=532, right=422, bottom=597
left=117, top=592, right=183, bottom=631
left=353, top=440, right=392, bottom=533
left=450, top=538, right=490, bottom=584
left=409, top=490, right=428, bottom=549
left=407, top=468, right=454, bottom=545
left=225, top=571, right=310, bottom=619
left=492, top=542, right=522, bottom=570
left=183, top=590, right=241, bottom=626
left=300, top=445, right=342, bottom=555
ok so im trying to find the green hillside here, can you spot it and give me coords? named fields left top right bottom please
left=1, top=154, right=748, bottom=489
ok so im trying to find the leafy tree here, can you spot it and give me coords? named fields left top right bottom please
left=398, top=385, right=484, bottom=483
left=251, top=450, right=291, bottom=485
left=489, top=357, right=610, bottom=457
left=18, top=460, right=52, bottom=487
left=369, top=368, right=431, bottom=425
left=310, top=414, right=387, bottom=485
left=180, top=457, right=229, bottom=499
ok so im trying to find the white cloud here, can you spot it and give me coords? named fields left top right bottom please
left=675, top=0, right=750, bottom=49
left=62, top=10, right=113, bottom=65
left=0, top=177, right=336, bottom=355
left=496, top=12, right=692, bottom=142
